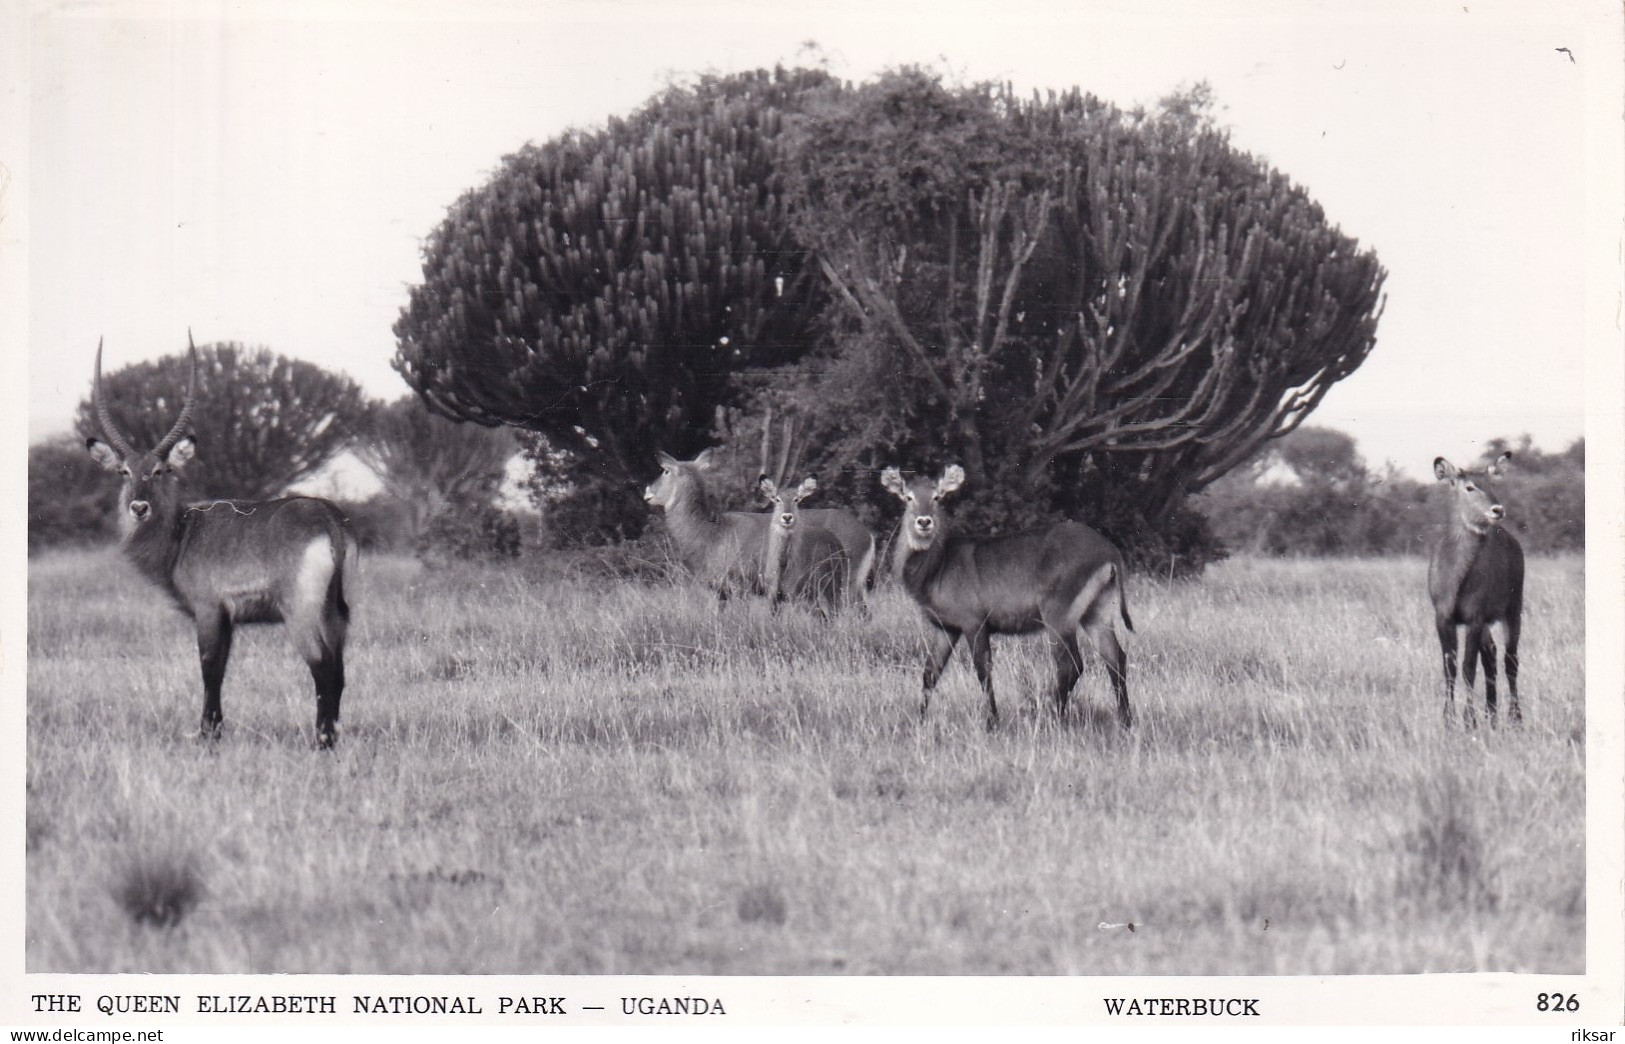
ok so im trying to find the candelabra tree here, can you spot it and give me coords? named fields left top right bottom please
left=75, top=340, right=369, bottom=501
left=392, top=67, right=838, bottom=534
left=768, top=72, right=1386, bottom=566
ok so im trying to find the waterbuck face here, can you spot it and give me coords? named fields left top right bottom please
left=87, top=436, right=196, bottom=534
left=882, top=465, right=964, bottom=552
left=644, top=449, right=715, bottom=509
left=1434, top=453, right=1512, bottom=535
left=87, top=335, right=199, bottom=536
left=759, top=475, right=818, bottom=533
left=644, top=454, right=680, bottom=507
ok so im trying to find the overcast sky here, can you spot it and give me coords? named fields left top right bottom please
left=14, top=0, right=1620, bottom=478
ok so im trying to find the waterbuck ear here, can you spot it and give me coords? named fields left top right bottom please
left=167, top=436, right=196, bottom=469
left=880, top=467, right=909, bottom=500
left=757, top=474, right=778, bottom=501
left=1432, top=457, right=1459, bottom=483
left=86, top=438, right=122, bottom=473
left=657, top=450, right=679, bottom=470
left=936, top=464, right=966, bottom=498
left=693, top=448, right=717, bottom=471
left=1487, top=451, right=1513, bottom=478
left=794, top=476, right=819, bottom=503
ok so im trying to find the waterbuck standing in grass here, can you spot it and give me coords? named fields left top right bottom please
left=1428, top=453, right=1524, bottom=727
left=881, top=465, right=1134, bottom=730
left=756, top=474, right=849, bottom=616
left=643, top=449, right=871, bottom=609
left=85, top=337, right=358, bottom=749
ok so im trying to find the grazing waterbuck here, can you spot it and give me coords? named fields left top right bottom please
left=756, top=475, right=849, bottom=616
left=1429, top=453, right=1524, bottom=726
left=881, top=465, right=1134, bottom=729
left=85, top=337, right=358, bottom=748
left=644, top=449, right=872, bottom=609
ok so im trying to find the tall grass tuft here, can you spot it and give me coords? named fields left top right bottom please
left=1402, top=775, right=1498, bottom=911
left=113, top=851, right=203, bottom=929
left=736, top=881, right=789, bottom=926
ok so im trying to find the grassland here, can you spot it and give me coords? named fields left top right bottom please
left=25, top=547, right=1585, bottom=975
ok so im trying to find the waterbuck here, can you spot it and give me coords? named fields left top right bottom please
left=1428, top=453, right=1524, bottom=726
left=643, top=449, right=872, bottom=608
left=881, top=465, right=1134, bottom=729
left=756, top=474, right=849, bottom=616
left=85, top=337, right=358, bottom=748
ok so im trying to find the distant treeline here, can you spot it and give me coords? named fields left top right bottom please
left=1196, top=428, right=1583, bottom=558
left=32, top=415, right=1582, bottom=564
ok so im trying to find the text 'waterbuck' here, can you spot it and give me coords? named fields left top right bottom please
left=1428, top=453, right=1524, bottom=727
left=86, top=337, right=358, bottom=748
left=757, top=475, right=848, bottom=616
left=644, top=449, right=873, bottom=610
left=882, top=465, right=1134, bottom=729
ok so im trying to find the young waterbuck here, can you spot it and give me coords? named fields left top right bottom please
left=643, top=449, right=871, bottom=608
left=85, top=337, right=358, bottom=748
left=882, top=465, right=1134, bottom=729
left=756, top=474, right=849, bottom=616
left=755, top=410, right=877, bottom=602
left=1428, top=453, right=1524, bottom=726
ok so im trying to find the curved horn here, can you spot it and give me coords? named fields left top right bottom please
left=154, top=332, right=199, bottom=455
left=92, top=337, right=136, bottom=457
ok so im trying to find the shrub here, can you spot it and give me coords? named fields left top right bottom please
left=416, top=502, right=524, bottom=566
left=28, top=438, right=117, bottom=553
left=336, top=494, right=414, bottom=554
left=544, top=528, right=689, bottom=586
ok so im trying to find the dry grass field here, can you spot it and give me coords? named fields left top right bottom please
left=25, top=547, right=1585, bottom=975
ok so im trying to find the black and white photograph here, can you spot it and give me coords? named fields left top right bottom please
left=5, top=0, right=1623, bottom=1034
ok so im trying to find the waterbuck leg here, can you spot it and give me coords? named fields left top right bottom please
left=921, top=626, right=960, bottom=723
left=1041, top=598, right=1083, bottom=718
left=1461, top=623, right=1486, bottom=730
left=1049, top=634, right=1083, bottom=718
left=1477, top=629, right=1500, bottom=727
left=969, top=627, right=997, bottom=730
left=1505, top=616, right=1523, bottom=724
left=1088, top=623, right=1132, bottom=729
left=312, top=645, right=344, bottom=750
left=1436, top=618, right=1459, bottom=726
left=291, top=589, right=347, bottom=748
left=196, top=610, right=233, bottom=740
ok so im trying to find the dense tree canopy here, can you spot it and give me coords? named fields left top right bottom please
left=75, top=341, right=369, bottom=501
left=393, top=68, right=837, bottom=521
left=28, top=436, right=118, bottom=552
left=766, top=72, right=1386, bottom=562
left=394, top=67, right=1387, bottom=567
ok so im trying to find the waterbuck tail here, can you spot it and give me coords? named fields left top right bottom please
left=856, top=535, right=877, bottom=594
left=330, top=521, right=359, bottom=626
left=1070, top=560, right=1132, bottom=635
left=1117, top=562, right=1135, bottom=633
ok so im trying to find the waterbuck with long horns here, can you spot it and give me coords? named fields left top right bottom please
left=85, top=336, right=358, bottom=748
left=757, top=474, right=849, bottom=616
left=882, top=465, right=1134, bottom=729
left=1429, top=452, right=1524, bottom=727
left=643, top=449, right=871, bottom=608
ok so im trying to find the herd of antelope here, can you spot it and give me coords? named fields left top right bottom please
left=84, top=339, right=1529, bottom=748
